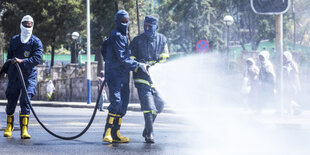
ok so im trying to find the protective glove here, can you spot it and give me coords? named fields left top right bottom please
left=138, top=63, right=150, bottom=75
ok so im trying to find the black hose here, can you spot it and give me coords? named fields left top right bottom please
left=14, top=62, right=105, bottom=140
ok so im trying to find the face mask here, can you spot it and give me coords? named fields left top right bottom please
left=20, top=24, right=33, bottom=43
left=115, top=10, right=130, bottom=35
left=20, top=15, right=34, bottom=43
left=117, top=22, right=129, bottom=34
left=144, top=24, right=157, bottom=38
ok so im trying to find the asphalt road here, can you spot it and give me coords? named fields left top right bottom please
left=1, top=105, right=310, bottom=155
left=0, top=106, right=192, bottom=155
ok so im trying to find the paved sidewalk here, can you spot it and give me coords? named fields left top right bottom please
left=0, top=99, right=173, bottom=113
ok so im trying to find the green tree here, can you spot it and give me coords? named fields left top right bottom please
left=228, top=0, right=275, bottom=51
left=158, top=0, right=223, bottom=53
left=289, top=0, right=310, bottom=47
left=91, top=0, right=148, bottom=73
left=91, top=0, right=117, bottom=73
left=1, top=0, right=85, bottom=66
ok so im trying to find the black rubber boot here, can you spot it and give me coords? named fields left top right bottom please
left=112, top=115, right=130, bottom=143
left=143, top=112, right=154, bottom=143
left=103, top=113, right=115, bottom=143
left=142, top=113, right=157, bottom=138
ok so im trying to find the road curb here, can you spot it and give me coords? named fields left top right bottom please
left=0, top=100, right=173, bottom=113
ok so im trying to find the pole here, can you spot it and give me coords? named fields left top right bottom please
left=227, top=24, right=230, bottom=71
left=51, top=46, right=55, bottom=67
left=276, top=14, right=284, bottom=114
left=136, top=0, right=140, bottom=35
left=292, top=0, right=296, bottom=50
left=75, top=40, right=77, bottom=63
left=0, top=48, right=3, bottom=66
left=86, top=0, right=91, bottom=104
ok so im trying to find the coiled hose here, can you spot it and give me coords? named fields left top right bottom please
left=13, top=62, right=105, bottom=140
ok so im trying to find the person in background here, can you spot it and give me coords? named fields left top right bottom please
left=283, top=51, right=301, bottom=115
left=46, top=80, right=55, bottom=100
left=3, top=15, right=43, bottom=139
left=243, top=58, right=260, bottom=113
left=98, top=70, right=108, bottom=111
left=258, top=51, right=276, bottom=113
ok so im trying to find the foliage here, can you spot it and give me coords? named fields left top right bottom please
left=91, top=0, right=149, bottom=51
left=287, top=0, right=310, bottom=47
left=1, top=0, right=309, bottom=56
left=1, top=0, right=85, bottom=53
left=229, top=0, right=275, bottom=51
left=157, top=0, right=223, bottom=53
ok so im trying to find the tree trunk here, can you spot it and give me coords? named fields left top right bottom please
left=114, top=0, right=119, bottom=12
left=251, top=39, right=261, bottom=51
left=51, top=45, right=55, bottom=67
left=180, top=44, right=188, bottom=53
left=299, top=28, right=307, bottom=45
left=136, top=0, right=140, bottom=35
left=240, top=31, right=246, bottom=51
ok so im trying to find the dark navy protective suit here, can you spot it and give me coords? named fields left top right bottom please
left=130, top=17, right=169, bottom=113
left=105, top=10, right=139, bottom=117
left=6, top=35, right=43, bottom=115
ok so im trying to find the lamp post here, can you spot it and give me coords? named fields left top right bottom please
left=292, top=0, right=296, bottom=50
left=224, top=15, right=234, bottom=71
left=71, top=32, right=79, bottom=63
left=86, top=0, right=91, bottom=104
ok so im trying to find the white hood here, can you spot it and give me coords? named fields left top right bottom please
left=284, top=51, right=293, bottom=62
left=246, top=58, right=256, bottom=66
left=258, top=50, right=270, bottom=63
left=20, top=15, right=34, bottom=43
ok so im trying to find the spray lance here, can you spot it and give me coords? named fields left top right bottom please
left=2, top=58, right=105, bottom=140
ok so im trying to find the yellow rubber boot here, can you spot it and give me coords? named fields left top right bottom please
left=112, top=116, right=130, bottom=143
left=20, top=114, right=31, bottom=139
left=4, top=114, right=14, bottom=137
left=103, top=113, right=114, bottom=143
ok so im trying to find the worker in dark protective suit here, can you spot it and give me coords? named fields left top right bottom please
left=3, top=15, right=43, bottom=139
left=130, top=15, right=169, bottom=143
left=102, top=10, right=149, bottom=143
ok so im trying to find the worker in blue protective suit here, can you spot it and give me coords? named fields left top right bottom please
left=3, top=15, right=43, bottom=139
left=102, top=10, right=149, bottom=143
left=130, top=15, right=169, bottom=143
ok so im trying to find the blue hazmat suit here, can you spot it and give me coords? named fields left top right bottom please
left=130, top=16, right=169, bottom=113
left=6, top=34, right=43, bottom=115
left=105, top=10, right=139, bottom=116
